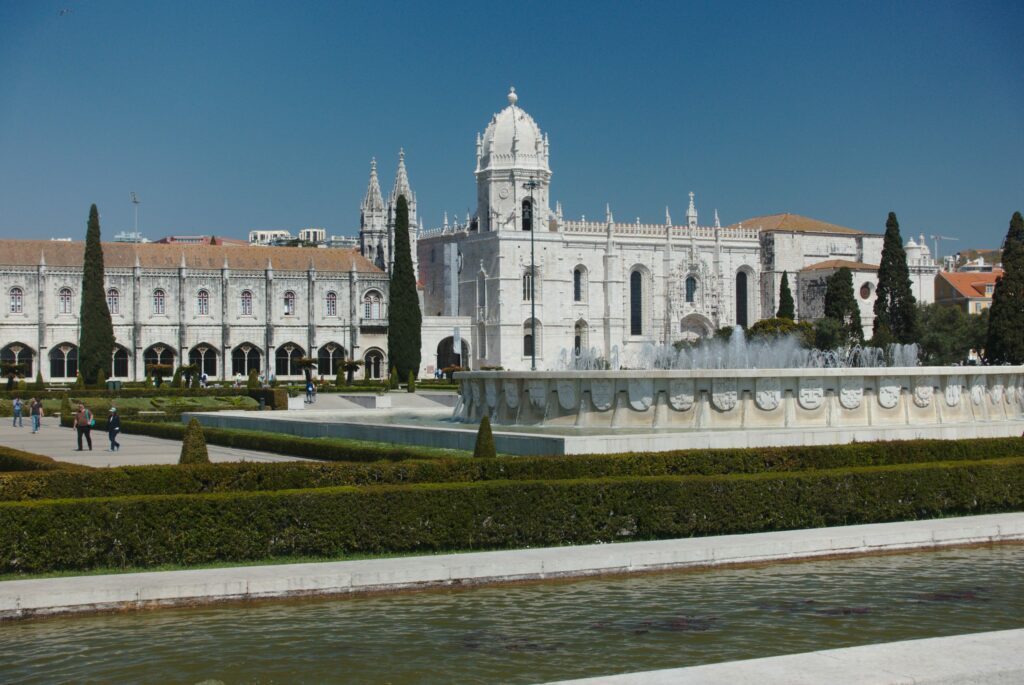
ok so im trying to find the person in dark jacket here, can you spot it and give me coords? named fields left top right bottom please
left=107, top=407, right=121, bottom=451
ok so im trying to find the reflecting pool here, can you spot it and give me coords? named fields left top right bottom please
left=2, top=544, right=1022, bottom=684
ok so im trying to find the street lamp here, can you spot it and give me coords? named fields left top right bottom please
left=523, top=179, right=540, bottom=371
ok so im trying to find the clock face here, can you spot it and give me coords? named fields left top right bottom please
left=497, top=184, right=510, bottom=200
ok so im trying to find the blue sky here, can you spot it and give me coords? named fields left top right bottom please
left=1, top=1, right=1021, bottom=254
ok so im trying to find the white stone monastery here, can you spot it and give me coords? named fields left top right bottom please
left=0, top=87, right=938, bottom=382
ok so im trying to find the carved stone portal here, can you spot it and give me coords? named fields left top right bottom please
left=755, top=377, right=780, bottom=411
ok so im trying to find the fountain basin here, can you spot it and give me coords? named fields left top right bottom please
left=454, top=367, right=1024, bottom=449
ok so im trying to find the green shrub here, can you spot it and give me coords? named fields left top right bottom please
left=32, top=372, right=44, bottom=390
left=407, top=371, right=416, bottom=393
left=247, top=369, right=259, bottom=389
left=95, top=369, right=107, bottom=389
left=60, top=395, right=71, bottom=420
left=0, top=446, right=88, bottom=473
left=389, top=367, right=399, bottom=390
left=74, top=372, right=84, bottom=388
left=179, top=419, right=210, bottom=464
left=246, top=388, right=288, bottom=410
left=473, top=416, right=496, bottom=458
left=171, top=368, right=182, bottom=388
left=2, top=459, right=1022, bottom=573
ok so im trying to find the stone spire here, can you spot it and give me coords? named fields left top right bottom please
left=665, top=206, right=672, bottom=226
left=714, top=209, right=721, bottom=229
left=686, top=191, right=698, bottom=229
left=362, top=158, right=384, bottom=211
left=390, top=148, right=412, bottom=206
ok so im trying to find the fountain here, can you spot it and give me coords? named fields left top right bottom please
left=453, top=328, right=1024, bottom=453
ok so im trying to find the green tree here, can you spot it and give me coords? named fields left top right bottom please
left=747, top=317, right=815, bottom=346
left=776, top=271, right=795, bottom=320
left=985, top=211, right=1024, bottom=363
left=473, top=415, right=497, bottom=458
left=814, top=317, right=845, bottom=350
left=873, top=212, right=917, bottom=343
left=386, top=195, right=422, bottom=381
left=918, top=303, right=988, bottom=365
left=179, top=418, right=210, bottom=464
left=95, top=369, right=106, bottom=389
left=407, top=370, right=416, bottom=393
left=77, top=205, right=115, bottom=384
left=824, top=267, right=863, bottom=342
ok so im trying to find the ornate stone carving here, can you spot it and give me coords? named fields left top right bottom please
left=755, top=377, right=781, bottom=411
left=839, top=376, right=863, bottom=410
left=470, top=382, right=482, bottom=407
left=970, top=376, right=986, bottom=406
left=628, top=378, right=654, bottom=411
left=557, top=380, right=577, bottom=410
left=712, top=378, right=737, bottom=412
left=590, top=379, right=614, bottom=411
left=878, top=377, right=900, bottom=409
left=945, top=375, right=963, bottom=407
left=527, top=380, right=547, bottom=409
left=484, top=379, right=498, bottom=408
left=668, top=379, right=695, bottom=411
left=503, top=380, right=519, bottom=409
left=798, top=377, right=824, bottom=410
left=913, top=376, right=935, bottom=408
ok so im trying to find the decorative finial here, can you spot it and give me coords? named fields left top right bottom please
left=665, top=206, right=672, bottom=226
left=399, top=147, right=405, bottom=162
left=508, top=86, right=518, bottom=106
left=605, top=203, right=613, bottom=225
left=371, top=157, right=377, bottom=172
left=714, top=209, right=721, bottom=229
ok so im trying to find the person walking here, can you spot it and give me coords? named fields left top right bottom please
left=29, top=397, right=42, bottom=433
left=73, top=401, right=93, bottom=451
left=12, top=396, right=23, bottom=427
left=305, top=379, right=314, bottom=403
left=107, top=407, right=121, bottom=451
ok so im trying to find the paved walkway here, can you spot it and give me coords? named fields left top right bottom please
left=2, top=513, right=1022, bottom=620
left=0, top=420, right=308, bottom=467
left=546, top=629, right=1024, bottom=684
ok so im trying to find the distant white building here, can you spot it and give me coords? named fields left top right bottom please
left=249, top=229, right=292, bottom=245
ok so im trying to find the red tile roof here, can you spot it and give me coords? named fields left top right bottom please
left=937, top=269, right=1004, bottom=299
left=729, top=213, right=864, bottom=235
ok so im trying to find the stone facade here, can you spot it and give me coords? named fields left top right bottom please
left=0, top=242, right=389, bottom=383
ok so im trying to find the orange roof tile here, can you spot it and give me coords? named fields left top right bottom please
left=729, top=213, right=864, bottom=235
left=0, top=240, right=384, bottom=273
left=937, top=269, right=1004, bottom=299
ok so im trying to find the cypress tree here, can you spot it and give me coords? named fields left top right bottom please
left=776, top=271, right=795, bottom=320
left=824, top=267, right=862, bottom=342
left=386, top=195, right=422, bottom=381
left=872, top=212, right=917, bottom=343
left=985, top=211, right=1024, bottom=363
left=473, top=415, right=497, bottom=458
left=77, top=205, right=115, bottom=384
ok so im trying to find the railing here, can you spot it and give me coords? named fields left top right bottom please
left=560, top=221, right=760, bottom=241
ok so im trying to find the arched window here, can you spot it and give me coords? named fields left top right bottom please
left=522, top=269, right=534, bottom=301
left=106, top=288, right=119, bottom=314
left=365, top=350, right=384, bottom=380
left=736, top=271, right=749, bottom=328
left=143, top=344, right=175, bottom=368
left=685, top=276, right=697, bottom=303
left=58, top=288, right=73, bottom=314
left=111, top=346, right=130, bottom=378
left=574, top=320, right=588, bottom=355
left=283, top=291, right=296, bottom=316
left=325, top=291, right=337, bottom=317
left=231, top=343, right=262, bottom=376
left=630, top=271, right=643, bottom=335
left=241, top=290, right=253, bottom=316
left=189, top=344, right=217, bottom=376
left=275, top=343, right=305, bottom=376
left=49, top=343, right=77, bottom=378
left=522, top=198, right=533, bottom=232
left=153, top=289, right=166, bottom=315
left=573, top=268, right=584, bottom=302
left=317, top=343, right=346, bottom=376
left=1, top=343, right=34, bottom=377
left=363, top=290, right=383, bottom=319
left=197, top=289, right=210, bottom=316
left=523, top=333, right=534, bottom=357
left=9, top=287, right=23, bottom=314
left=477, top=272, right=486, bottom=310
left=523, top=319, right=541, bottom=358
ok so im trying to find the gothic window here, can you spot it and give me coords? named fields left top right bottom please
left=364, top=349, right=384, bottom=380
left=523, top=333, right=534, bottom=357
left=685, top=276, right=697, bottom=303
left=189, top=345, right=217, bottom=376
left=106, top=288, right=119, bottom=314
left=574, top=320, right=588, bottom=355
left=283, top=291, right=296, bottom=316
left=9, top=287, right=23, bottom=314
left=231, top=343, right=262, bottom=376
left=143, top=344, right=175, bottom=368
left=630, top=271, right=643, bottom=335
left=275, top=343, right=305, bottom=376
left=523, top=319, right=541, bottom=358
left=477, top=272, right=486, bottom=310
left=241, top=290, right=253, bottom=316
left=49, top=343, right=77, bottom=378
left=522, top=198, right=533, bottom=232
left=153, top=289, right=166, bottom=315
left=317, top=343, right=345, bottom=375
left=197, top=289, right=210, bottom=316
left=363, top=290, right=383, bottom=319
left=325, top=291, right=337, bottom=317
left=573, top=268, right=584, bottom=302
left=736, top=271, right=749, bottom=328
left=111, top=346, right=130, bottom=378
left=522, top=269, right=534, bottom=301
left=1, top=343, right=34, bottom=377
left=58, top=287, right=73, bottom=314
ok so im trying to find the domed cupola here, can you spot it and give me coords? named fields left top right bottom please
left=475, top=87, right=553, bottom=233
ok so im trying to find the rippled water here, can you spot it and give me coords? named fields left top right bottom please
left=2, top=544, right=1022, bottom=684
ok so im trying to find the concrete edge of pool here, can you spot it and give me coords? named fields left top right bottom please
left=2, top=512, right=1023, bottom=622
left=541, top=628, right=1024, bottom=685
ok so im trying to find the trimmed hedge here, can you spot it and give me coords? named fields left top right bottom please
left=0, top=446, right=88, bottom=473
left=5, top=436, right=1024, bottom=502
left=1, top=459, right=1022, bottom=573
left=0, top=387, right=251, bottom=400
left=246, top=388, right=289, bottom=410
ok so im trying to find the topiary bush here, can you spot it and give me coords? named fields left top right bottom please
left=389, top=367, right=400, bottom=390
left=247, top=369, right=259, bottom=390
left=473, top=416, right=496, bottom=458
left=179, top=418, right=210, bottom=465
left=407, top=371, right=416, bottom=393
left=95, top=369, right=107, bottom=389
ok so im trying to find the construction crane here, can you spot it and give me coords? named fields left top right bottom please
left=930, top=234, right=959, bottom=261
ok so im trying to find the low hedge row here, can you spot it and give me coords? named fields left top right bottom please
left=0, top=387, right=249, bottom=400
left=0, top=446, right=88, bottom=473
left=1, top=459, right=1021, bottom=573
left=3, top=436, right=1024, bottom=501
